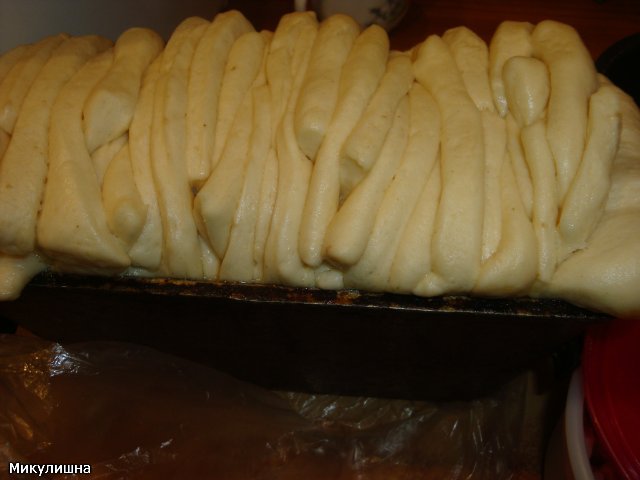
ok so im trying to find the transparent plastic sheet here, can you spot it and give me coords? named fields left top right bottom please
left=0, top=334, right=539, bottom=479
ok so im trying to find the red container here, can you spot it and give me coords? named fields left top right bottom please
left=583, top=318, right=640, bottom=479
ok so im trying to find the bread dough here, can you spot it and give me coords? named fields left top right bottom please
left=299, top=24, right=389, bottom=267
left=521, top=120, right=559, bottom=285
left=127, top=58, right=163, bottom=271
left=263, top=12, right=318, bottom=286
left=83, top=27, right=163, bottom=153
left=209, top=31, right=267, bottom=173
left=37, top=50, right=130, bottom=271
left=340, top=53, right=414, bottom=194
left=532, top=20, right=598, bottom=202
left=559, top=84, right=621, bottom=258
left=443, top=26, right=494, bottom=112
left=488, top=21, right=533, bottom=117
left=0, top=36, right=111, bottom=256
left=91, top=133, right=128, bottom=185
left=0, top=14, right=637, bottom=318
left=0, top=34, right=67, bottom=134
left=102, top=143, right=147, bottom=249
left=326, top=94, right=409, bottom=270
left=413, top=35, right=484, bottom=294
left=150, top=18, right=208, bottom=277
left=344, top=84, right=438, bottom=291
left=219, top=85, right=272, bottom=281
left=294, top=14, right=360, bottom=161
left=187, top=11, right=254, bottom=186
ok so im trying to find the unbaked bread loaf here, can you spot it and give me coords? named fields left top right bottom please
left=0, top=11, right=638, bottom=318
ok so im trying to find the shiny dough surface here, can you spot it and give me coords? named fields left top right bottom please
left=0, top=13, right=639, bottom=318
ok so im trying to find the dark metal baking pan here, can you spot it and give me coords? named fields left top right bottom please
left=0, top=272, right=608, bottom=401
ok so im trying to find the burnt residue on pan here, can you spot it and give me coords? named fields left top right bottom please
left=0, top=272, right=607, bottom=401
left=28, top=271, right=608, bottom=320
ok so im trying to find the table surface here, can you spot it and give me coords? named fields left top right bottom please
left=226, top=0, right=640, bottom=60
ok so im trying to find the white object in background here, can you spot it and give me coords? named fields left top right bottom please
left=294, top=0, right=409, bottom=30
left=544, top=368, right=596, bottom=480
left=0, top=0, right=227, bottom=52
left=564, top=369, right=595, bottom=480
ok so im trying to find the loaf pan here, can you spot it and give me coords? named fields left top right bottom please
left=0, top=272, right=608, bottom=401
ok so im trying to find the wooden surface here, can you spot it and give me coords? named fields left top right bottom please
left=225, top=0, right=640, bottom=60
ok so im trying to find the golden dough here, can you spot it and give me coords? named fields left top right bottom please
left=92, top=133, right=128, bottom=185
left=194, top=30, right=270, bottom=257
left=488, top=21, right=533, bottom=117
left=559, top=84, right=621, bottom=258
left=83, top=27, right=163, bottom=153
left=0, top=44, right=30, bottom=85
left=479, top=110, right=506, bottom=263
left=532, top=20, right=598, bottom=202
left=502, top=56, right=549, bottom=128
left=0, top=34, right=67, bottom=134
left=339, top=54, right=414, bottom=194
left=38, top=50, right=130, bottom=271
left=299, top=24, right=389, bottom=267
left=473, top=159, right=537, bottom=295
left=0, top=14, right=637, bottom=318
left=128, top=58, right=163, bottom=271
left=208, top=31, right=265, bottom=173
left=443, top=26, right=494, bottom=112
left=294, top=14, right=360, bottom=161
left=150, top=18, right=209, bottom=277
left=345, top=84, right=438, bottom=291
left=506, top=114, right=533, bottom=218
left=219, top=85, right=272, bottom=281
left=102, top=143, right=147, bottom=250
left=0, top=36, right=111, bottom=256
left=197, top=87, right=254, bottom=259
left=186, top=10, right=254, bottom=186
left=521, top=120, right=558, bottom=285
left=413, top=35, right=484, bottom=294
left=263, top=12, right=318, bottom=286
left=326, top=95, right=410, bottom=270
left=392, top=161, right=441, bottom=294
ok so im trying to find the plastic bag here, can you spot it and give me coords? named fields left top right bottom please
left=0, top=335, right=539, bottom=479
